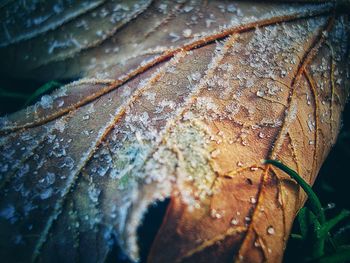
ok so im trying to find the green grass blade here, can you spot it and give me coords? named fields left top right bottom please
left=291, top=233, right=303, bottom=240
left=264, top=159, right=326, bottom=224
left=319, top=210, right=350, bottom=239
left=310, top=212, right=326, bottom=259
left=298, top=207, right=311, bottom=239
left=24, top=81, right=62, bottom=106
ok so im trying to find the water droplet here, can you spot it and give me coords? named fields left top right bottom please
left=231, top=218, right=238, bottom=225
left=39, top=95, right=53, bottom=109
left=96, top=30, right=104, bottom=37
left=256, top=90, right=265, bottom=97
left=267, top=226, right=275, bottom=235
left=250, top=166, right=258, bottom=171
left=215, top=213, right=222, bottom=219
left=258, top=132, right=265, bottom=139
left=182, top=28, right=192, bottom=38
left=250, top=197, right=257, bottom=204
left=325, top=202, right=336, bottom=210
left=210, top=209, right=222, bottom=219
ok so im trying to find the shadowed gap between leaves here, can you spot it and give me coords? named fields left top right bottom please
left=106, top=198, right=170, bottom=263
left=138, top=198, right=170, bottom=263
left=0, top=75, right=78, bottom=114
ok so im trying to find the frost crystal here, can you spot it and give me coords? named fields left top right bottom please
left=39, top=95, right=53, bottom=109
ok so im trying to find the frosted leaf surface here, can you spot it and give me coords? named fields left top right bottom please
left=0, top=0, right=105, bottom=47
left=0, top=1, right=349, bottom=263
left=0, top=0, right=332, bottom=81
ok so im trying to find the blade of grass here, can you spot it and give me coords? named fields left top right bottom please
left=298, top=207, right=311, bottom=239
left=319, top=210, right=350, bottom=239
left=309, top=211, right=325, bottom=259
left=291, top=233, right=303, bottom=240
left=264, top=159, right=326, bottom=224
left=24, top=81, right=62, bottom=106
left=333, top=225, right=350, bottom=246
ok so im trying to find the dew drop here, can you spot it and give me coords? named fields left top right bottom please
left=256, top=90, right=265, bottom=97
left=325, top=202, right=335, bottom=210
left=258, top=132, right=265, bottom=139
left=267, top=226, right=275, bottom=235
left=39, top=95, right=53, bottom=109
left=215, top=213, right=222, bottom=219
left=250, top=166, right=258, bottom=171
left=210, top=209, right=222, bottom=219
left=231, top=218, right=238, bottom=225
left=182, top=28, right=192, bottom=38
left=250, top=197, right=257, bottom=204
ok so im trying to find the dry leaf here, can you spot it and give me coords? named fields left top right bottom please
left=0, top=1, right=349, bottom=263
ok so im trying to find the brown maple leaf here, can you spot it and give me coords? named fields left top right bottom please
left=0, top=1, right=349, bottom=263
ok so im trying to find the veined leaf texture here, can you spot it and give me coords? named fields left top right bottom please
left=0, top=1, right=349, bottom=262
